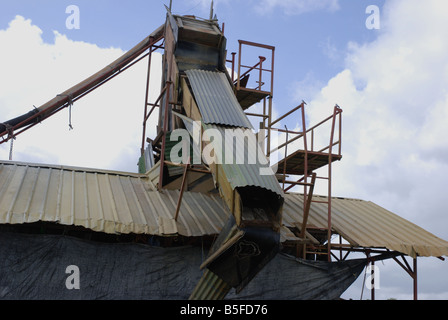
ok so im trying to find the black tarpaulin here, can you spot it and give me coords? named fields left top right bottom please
left=0, top=232, right=366, bottom=300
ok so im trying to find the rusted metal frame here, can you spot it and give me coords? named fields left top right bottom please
left=283, top=175, right=306, bottom=192
left=158, top=80, right=173, bottom=190
left=300, top=103, right=310, bottom=233
left=288, top=153, right=322, bottom=173
left=326, top=106, right=339, bottom=262
left=257, top=56, right=265, bottom=90
left=267, top=46, right=275, bottom=157
left=371, top=259, right=376, bottom=300
left=338, top=107, right=342, bottom=155
left=270, top=102, right=305, bottom=127
left=236, top=40, right=275, bottom=96
left=299, top=173, right=316, bottom=240
left=330, top=250, right=341, bottom=261
left=282, top=126, right=289, bottom=190
left=311, top=129, right=314, bottom=151
left=226, top=52, right=236, bottom=83
left=267, top=96, right=272, bottom=157
left=310, top=200, right=329, bottom=204
left=140, top=41, right=166, bottom=155
left=391, top=256, right=419, bottom=300
left=238, top=61, right=263, bottom=81
left=341, top=247, right=352, bottom=261
left=272, top=105, right=341, bottom=156
left=269, top=133, right=304, bottom=154
left=237, top=41, right=243, bottom=91
left=141, top=46, right=154, bottom=155
left=239, top=39, right=275, bottom=50
left=174, top=156, right=191, bottom=222
left=244, top=112, right=269, bottom=118
left=315, top=108, right=342, bottom=155
left=317, top=141, right=340, bottom=154
left=281, top=180, right=314, bottom=188
left=413, top=257, right=418, bottom=300
left=239, top=64, right=270, bottom=73
left=304, top=110, right=339, bottom=136
left=277, top=175, right=313, bottom=186
left=141, top=84, right=168, bottom=153
left=269, top=127, right=301, bottom=134
left=392, top=255, right=416, bottom=278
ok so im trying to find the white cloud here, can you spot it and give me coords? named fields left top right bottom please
left=255, top=0, right=339, bottom=16
left=0, top=16, right=162, bottom=172
left=305, top=0, right=448, bottom=207
left=319, top=37, right=341, bottom=63
left=298, top=0, right=448, bottom=299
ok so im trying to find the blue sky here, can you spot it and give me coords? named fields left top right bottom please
left=0, top=0, right=384, bottom=112
left=1, top=0, right=448, bottom=300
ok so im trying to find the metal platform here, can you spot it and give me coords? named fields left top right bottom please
left=276, top=149, right=342, bottom=176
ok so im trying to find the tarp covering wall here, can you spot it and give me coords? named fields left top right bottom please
left=0, top=232, right=366, bottom=300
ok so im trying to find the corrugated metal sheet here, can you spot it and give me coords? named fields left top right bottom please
left=203, top=124, right=284, bottom=196
left=0, top=161, right=230, bottom=237
left=1, top=160, right=447, bottom=258
left=282, top=193, right=448, bottom=258
left=185, top=69, right=253, bottom=129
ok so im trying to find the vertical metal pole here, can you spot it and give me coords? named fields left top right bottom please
left=267, top=47, right=275, bottom=158
left=282, top=126, right=288, bottom=191
left=413, top=257, right=418, bottom=300
left=327, top=106, right=338, bottom=261
left=270, top=47, right=275, bottom=97
left=267, top=97, right=272, bottom=158
left=158, top=81, right=172, bottom=190
left=371, top=260, right=375, bottom=300
left=231, top=52, right=236, bottom=83
left=338, top=108, right=342, bottom=156
left=141, top=48, right=153, bottom=155
left=258, top=56, right=264, bottom=90
left=175, top=157, right=190, bottom=222
left=339, top=234, right=342, bottom=260
left=301, top=104, right=308, bottom=228
left=299, top=173, right=316, bottom=240
left=237, top=41, right=242, bottom=91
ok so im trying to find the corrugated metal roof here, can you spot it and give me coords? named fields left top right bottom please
left=0, top=161, right=230, bottom=237
left=1, top=160, right=447, bottom=258
left=203, top=124, right=284, bottom=197
left=185, top=69, right=253, bottom=129
left=282, top=193, right=448, bottom=258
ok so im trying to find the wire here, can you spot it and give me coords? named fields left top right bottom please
left=179, top=0, right=203, bottom=15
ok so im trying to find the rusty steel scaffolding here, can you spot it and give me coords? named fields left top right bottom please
left=226, top=41, right=343, bottom=262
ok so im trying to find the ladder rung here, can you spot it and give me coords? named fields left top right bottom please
left=305, top=251, right=328, bottom=255
left=311, top=200, right=329, bottom=204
